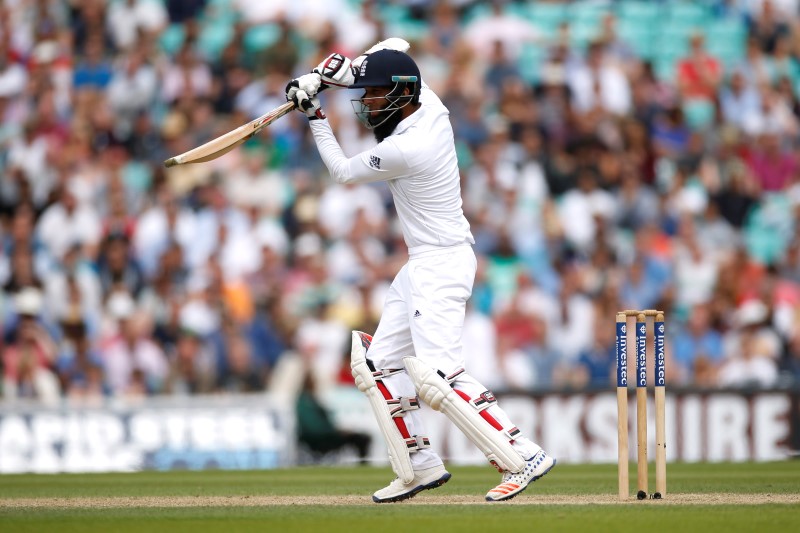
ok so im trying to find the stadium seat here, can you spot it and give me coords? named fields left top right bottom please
left=378, top=4, right=429, bottom=42
left=243, top=23, right=280, bottom=54
left=198, top=21, right=234, bottom=62
left=667, top=2, right=711, bottom=25
left=658, top=23, right=695, bottom=53
left=616, top=0, right=663, bottom=26
left=706, top=40, right=744, bottom=69
left=518, top=43, right=547, bottom=85
left=159, top=23, right=185, bottom=56
left=618, top=22, right=656, bottom=60
left=462, top=2, right=491, bottom=25
left=569, top=20, right=601, bottom=52
left=654, top=57, right=677, bottom=81
left=706, top=19, right=747, bottom=54
left=527, top=2, right=568, bottom=27
left=568, top=1, right=610, bottom=27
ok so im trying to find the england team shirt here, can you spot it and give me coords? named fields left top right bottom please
left=309, top=85, right=475, bottom=255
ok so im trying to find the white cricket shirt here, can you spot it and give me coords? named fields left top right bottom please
left=309, top=85, right=474, bottom=255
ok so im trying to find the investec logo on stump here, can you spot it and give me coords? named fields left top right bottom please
left=656, top=322, right=666, bottom=387
left=616, top=323, right=627, bottom=387
left=638, top=324, right=647, bottom=387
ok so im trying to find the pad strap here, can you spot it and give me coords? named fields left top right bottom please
left=372, top=368, right=405, bottom=380
left=470, top=391, right=498, bottom=412
left=440, top=368, right=466, bottom=384
left=405, top=435, right=431, bottom=452
left=387, top=396, right=421, bottom=417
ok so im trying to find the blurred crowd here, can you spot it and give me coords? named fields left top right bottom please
left=1, top=0, right=800, bottom=405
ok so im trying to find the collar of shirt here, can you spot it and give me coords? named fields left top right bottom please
left=391, top=103, right=424, bottom=136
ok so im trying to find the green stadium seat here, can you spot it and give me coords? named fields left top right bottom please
left=378, top=3, right=411, bottom=25
left=667, top=2, right=711, bottom=26
left=706, top=19, right=747, bottom=50
left=518, top=43, right=548, bottom=84
left=706, top=39, right=744, bottom=69
left=462, top=3, right=491, bottom=25
left=616, top=0, right=663, bottom=25
left=377, top=3, right=429, bottom=42
left=527, top=2, right=568, bottom=27
left=659, top=22, right=696, bottom=48
left=655, top=40, right=689, bottom=65
left=618, top=23, right=656, bottom=60
left=159, top=23, right=185, bottom=55
left=568, top=1, right=610, bottom=26
left=243, top=23, right=280, bottom=54
left=569, top=20, right=602, bottom=51
left=654, top=57, right=677, bottom=81
left=198, top=22, right=234, bottom=62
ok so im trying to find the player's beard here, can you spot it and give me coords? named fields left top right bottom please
left=371, top=108, right=404, bottom=143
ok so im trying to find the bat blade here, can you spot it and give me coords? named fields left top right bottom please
left=164, top=101, right=296, bottom=168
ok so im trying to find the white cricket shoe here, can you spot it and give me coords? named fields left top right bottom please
left=372, top=465, right=451, bottom=503
left=485, top=449, right=556, bottom=502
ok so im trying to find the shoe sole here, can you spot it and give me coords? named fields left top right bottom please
left=372, top=472, right=452, bottom=503
left=485, top=458, right=557, bottom=502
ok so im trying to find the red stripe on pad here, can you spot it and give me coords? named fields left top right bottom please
left=454, top=388, right=503, bottom=431
left=376, top=381, right=412, bottom=439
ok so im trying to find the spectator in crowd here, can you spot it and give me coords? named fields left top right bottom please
left=568, top=40, right=631, bottom=117
left=36, top=181, right=102, bottom=265
left=719, top=299, right=782, bottom=387
left=295, top=368, right=371, bottom=464
left=95, top=232, right=146, bottom=299
left=575, top=316, right=616, bottom=389
left=166, top=326, right=217, bottom=395
left=746, top=129, right=797, bottom=191
left=782, top=329, right=800, bottom=383
left=748, top=0, right=791, bottom=54
left=720, top=70, right=761, bottom=130
left=672, top=303, right=725, bottom=385
left=676, top=33, right=722, bottom=130
left=2, top=288, right=60, bottom=403
left=101, top=292, right=169, bottom=396
left=56, top=310, right=105, bottom=400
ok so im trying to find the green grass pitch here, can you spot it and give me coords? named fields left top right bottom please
left=1, top=462, right=798, bottom=532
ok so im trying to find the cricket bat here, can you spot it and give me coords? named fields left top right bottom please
left=163, top=101, right=296, bottom=168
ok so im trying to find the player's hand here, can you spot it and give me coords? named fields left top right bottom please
left=313, top=53, right=355, bottom=88
left=285, top=72, right=322, bottom=106
left=285, top=77, right=325, bottom=120
left=304, top=96, right=325, bottom=120
left=364, top=37, right=410, bottom=55
left=297, top=95, right=325, bottom=121
left=352, top=37, right=411, bottom=72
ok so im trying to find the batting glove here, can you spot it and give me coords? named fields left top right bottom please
left=302, top=96, right=325, bottom=120
left=294, top=93, right=325, bottom=121
left=352, top=37, right=411, bottom=72
left=286, top=72, right=321, bottom=102
left=285, top=73, right=326, bottom=120
left=364, top=37, right=410, bottom=55
left=313, top=53, right=355, bottom=88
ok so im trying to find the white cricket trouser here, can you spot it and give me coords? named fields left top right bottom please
left=368, top=245, right=540, bottom=469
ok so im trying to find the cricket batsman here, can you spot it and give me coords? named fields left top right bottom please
left=285, top=38, right=556, bottom=502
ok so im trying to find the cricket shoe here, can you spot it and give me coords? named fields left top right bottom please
left=372, top=465, right=451, bottom=503
left=485, top=449, right=556, bottom=502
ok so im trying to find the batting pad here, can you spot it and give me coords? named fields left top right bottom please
left=351, top=331, right=423, bottom=484
left=404, top=357, right=526, bottom=473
